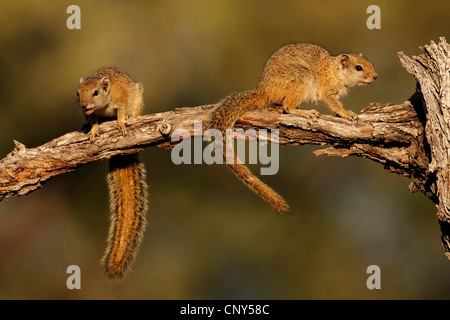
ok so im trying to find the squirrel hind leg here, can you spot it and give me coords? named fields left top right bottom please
left=281, top=91, right=319, bottom=123
left=128, top=83, right=144, bottom=117
left=285, top=108, right=320, bottom=123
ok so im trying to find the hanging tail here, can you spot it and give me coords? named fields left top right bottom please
left=227, top=162, right=289, bottom=214
left=211, top=90, right=290, bottom=215
left=102, top=153, right=148, bottom=281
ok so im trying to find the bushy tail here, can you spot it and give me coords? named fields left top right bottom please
left=211, top=90, right=290, bottom=215
left=102, top=153, right=148, bottom=281
left=227, top=163, right=289, bottom=214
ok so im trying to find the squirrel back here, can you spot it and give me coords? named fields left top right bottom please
left=258, top=43, right=377, bottom=110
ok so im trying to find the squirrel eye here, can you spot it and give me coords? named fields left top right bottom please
left=93, top=90, right=99, bottom=96
left=76, top=91, right=79, bottom=98
left=355, top=65, right=363, bottom=71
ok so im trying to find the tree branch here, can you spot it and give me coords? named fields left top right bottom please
left=0, top=101, right=427, bottom=201
left=2, top=37, right=449, bottom=260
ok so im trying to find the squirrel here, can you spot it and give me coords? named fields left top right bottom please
left=211, top=43, right=378, bottom=214
left=77, top=67, right=148, bottom=281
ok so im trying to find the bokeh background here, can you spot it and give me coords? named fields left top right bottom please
left=0, top=0, right=449, bottom=299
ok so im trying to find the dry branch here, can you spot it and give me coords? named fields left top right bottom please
left=0, top=101, right=427, bottom=200
left=1, top=37, right=449, bottom=259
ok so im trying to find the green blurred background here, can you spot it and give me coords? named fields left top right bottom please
left=0, top=0, right=449, bottom=299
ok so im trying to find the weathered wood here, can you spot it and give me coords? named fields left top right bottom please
left=0, top=104, right=213, bottom=200
left=398, top=37, right=450, bottom=258
left=0, top=101, right=427, bottom=201
left=1, top=37, right=449, bottom=260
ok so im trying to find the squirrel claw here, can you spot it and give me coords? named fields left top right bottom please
left=306, top=110, right=319, bottom=122
left=119, top=126, right=127, bottom=136
left=88, top=126, right=99, bottom=142
left=339, top=110, right=358, bottom=120
left=284, top=108, right=319, bottom=124
left=89, top=133, right=98, bottom=142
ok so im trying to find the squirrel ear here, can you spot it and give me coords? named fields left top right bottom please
left=79, top=77, right=84, bottom=84
left=339, top=54, right=350, bottom=69
left=101, top=77, right=110, bottom=93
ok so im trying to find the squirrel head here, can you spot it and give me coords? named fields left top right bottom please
left=336, top=53, right=378, bottom=88
left=77, top=76, right=112, bottom=115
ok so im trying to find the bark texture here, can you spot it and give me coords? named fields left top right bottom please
left=0, top=38, right=449, bottom=259
left=398, top=37, right=450, bottom=258
left=0, top=102, right=426, bottom=200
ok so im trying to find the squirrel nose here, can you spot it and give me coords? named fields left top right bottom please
left=373, top=73, right=378, bottom=80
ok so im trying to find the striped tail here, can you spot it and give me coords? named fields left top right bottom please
left=211, top=90, right=290, bottom=215
left=102, top=153, right=148, bottom=281
left=227, top=162, right=289, bottom=214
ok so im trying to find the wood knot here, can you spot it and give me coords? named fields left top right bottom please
left=158, top=121, right=171, bottom=136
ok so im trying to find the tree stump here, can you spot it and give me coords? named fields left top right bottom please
left=398, top=37, right=450, bottom=259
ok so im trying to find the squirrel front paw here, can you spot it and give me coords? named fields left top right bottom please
left=118, top=123, right=127, bottom=136
left=88, top=125, right=99, bottom=142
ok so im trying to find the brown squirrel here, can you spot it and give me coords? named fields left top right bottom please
left=77, top=67, right=148, bottom=281
left=211, top=43, right=378, bottom=214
